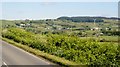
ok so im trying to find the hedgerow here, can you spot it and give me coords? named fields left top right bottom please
left=2, top=28, right=120, bottom=66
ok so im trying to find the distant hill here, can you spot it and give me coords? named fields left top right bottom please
left=57, top=16, right=119, bottom=22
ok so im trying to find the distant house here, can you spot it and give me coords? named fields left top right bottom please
left=20, top=24, right=25, bottom=26
left=45, top=27, right=50, bottom=30
left=19, top=23, right=31, bottom=27
left=91, top=27, right=101, bottom=31
left=26, top=23, right=31, bottom=26
left=58, top=28, right=62, bottom=30
left=105, top=27, right=111, bottom=31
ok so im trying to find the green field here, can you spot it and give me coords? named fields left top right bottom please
left=1, top=18, right=120, bottom=66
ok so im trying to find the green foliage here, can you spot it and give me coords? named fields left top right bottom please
left=2, top=28, right=119, bottom=66
left=47, top=35, right=119, bottom=66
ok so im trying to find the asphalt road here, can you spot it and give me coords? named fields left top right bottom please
left=1, top=40, right=56, bottom=67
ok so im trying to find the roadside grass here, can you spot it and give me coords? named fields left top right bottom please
left=2, top=37, right=86, bottom=67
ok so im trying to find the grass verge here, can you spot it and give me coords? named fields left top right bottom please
left=2, top=37, right=85, bottom=67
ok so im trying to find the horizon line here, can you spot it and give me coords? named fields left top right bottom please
left=1, top=15, right=119, bottom=20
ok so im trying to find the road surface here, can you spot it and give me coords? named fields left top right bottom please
left=1, top=40, right=56, bottom=67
